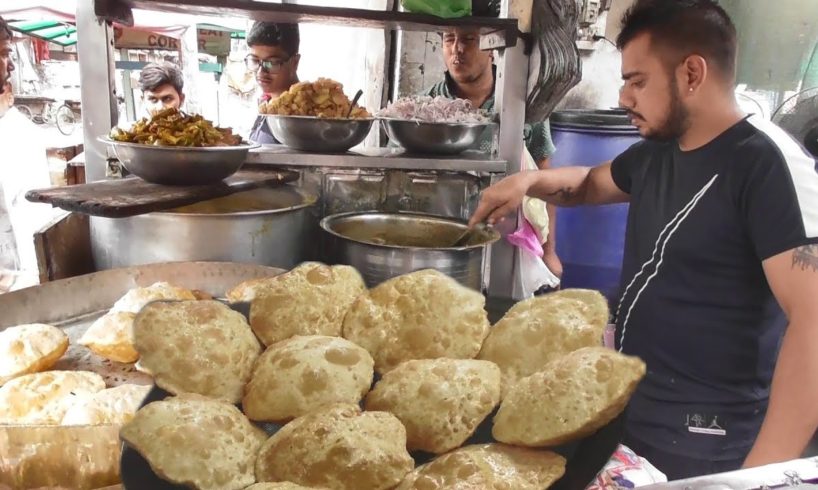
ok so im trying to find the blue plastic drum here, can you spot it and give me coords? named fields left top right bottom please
left=550, top=110, right=641, bottom=305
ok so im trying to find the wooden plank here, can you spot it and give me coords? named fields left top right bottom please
left=98, top=0, right=518, bottom=47
left=34, top=212, right=95, bottom=283
left=25, top=167, right=300, bottom=218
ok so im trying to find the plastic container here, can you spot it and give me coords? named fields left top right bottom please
left=550, top=109, right=641, bottom=305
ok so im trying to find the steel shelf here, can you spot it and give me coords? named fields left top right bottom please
left=96, top=0, right=518, bottom=48
left=246, top=145, right=507, bottom=173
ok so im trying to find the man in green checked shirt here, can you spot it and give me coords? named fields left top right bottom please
left=426, top=27, right=562, bottom=279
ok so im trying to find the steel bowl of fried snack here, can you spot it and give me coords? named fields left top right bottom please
left=260, top=78, right=374, bottom=153
left=101, top=108, right=259, bottom=186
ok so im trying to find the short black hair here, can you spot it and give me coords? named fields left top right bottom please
left=247, top=22, right=300, bottom=57
left=138, top=62, right=184, bottom=94
left=616, top=0, right=737, bottom=82
left=0, top=16, right=12, bottom=41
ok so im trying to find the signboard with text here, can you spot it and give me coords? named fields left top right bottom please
left=113, top=27, right=232, bottom=56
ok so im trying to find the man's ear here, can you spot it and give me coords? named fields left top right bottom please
left=179, top=92, right=186, bottom=107
left=291, top=54, right=301, bottom=73
left=681, top=54, right=707, bottom=94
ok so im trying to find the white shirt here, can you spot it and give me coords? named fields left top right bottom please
left=0, top=107, right=59, bottom=291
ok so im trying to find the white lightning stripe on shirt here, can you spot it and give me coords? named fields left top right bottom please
left=618, top=174, right=719, bottom=352
left=614, top=173, right=718, bottom=322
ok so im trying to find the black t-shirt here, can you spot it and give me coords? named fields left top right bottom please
left=610, top=115, right=818, bottom=460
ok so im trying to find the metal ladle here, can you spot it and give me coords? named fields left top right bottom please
left=346, top=90, right=364, bottom=118
left=450, top=222, right=490, bottom=247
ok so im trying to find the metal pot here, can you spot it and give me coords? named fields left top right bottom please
left=90, top=186, right=317, bottom=270
left=320, top=212, right=500, bottom=290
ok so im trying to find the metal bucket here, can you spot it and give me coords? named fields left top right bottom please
left=90, top=186, right=317, bottom=271
left=320, top=212, right=499, bottom=290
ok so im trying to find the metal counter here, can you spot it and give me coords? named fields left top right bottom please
left=641, top=457, right=818, bottom=489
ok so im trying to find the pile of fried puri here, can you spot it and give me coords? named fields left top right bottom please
left=49, top=262, right=644, bottom=490
left=0, top=282, right=218, bottom=428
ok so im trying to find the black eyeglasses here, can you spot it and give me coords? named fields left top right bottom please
left=244, top=55, right=291, bottom=73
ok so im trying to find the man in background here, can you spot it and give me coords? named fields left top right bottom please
left=1, top=16, right=19, bottom=292
left=0, top=16, right=56, bottom=293
left=245, top=22, right=300, bottom=144
left=138, top=61, right=185, bottom=116
left=429, top=27, right=561, bottom=279
left=0, top=15, right=12, bottom=94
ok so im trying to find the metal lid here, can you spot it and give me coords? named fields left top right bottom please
left=551, top=109, right=637, bottom=132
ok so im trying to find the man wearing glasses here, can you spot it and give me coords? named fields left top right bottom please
left=246, top=22, right=300, bottom=144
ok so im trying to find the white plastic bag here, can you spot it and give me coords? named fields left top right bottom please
left=515, top=245, right=560, bottom=298
left=507, top=147, right=560, bottom=297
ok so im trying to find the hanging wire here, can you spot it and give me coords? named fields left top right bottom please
left=772, top=86, right=818, bottom=120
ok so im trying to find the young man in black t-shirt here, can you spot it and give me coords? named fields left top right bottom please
left=470, top=0, right=818, bottom=480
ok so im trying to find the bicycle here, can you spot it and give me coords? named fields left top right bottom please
left=13, top=96, right=78, bottom=136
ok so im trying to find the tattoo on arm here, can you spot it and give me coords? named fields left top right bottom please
left=792, top=244, right=818, bottom=272
left=546, top=187, right=576, bottom=203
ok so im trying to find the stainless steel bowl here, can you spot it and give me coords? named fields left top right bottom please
left=264, top=115, right=374, bottom=153
left=381, top=119, right=491, bottom=155
left=100, top=137, right=259, bottom=186
left=320, top=211, right=500, bottom=290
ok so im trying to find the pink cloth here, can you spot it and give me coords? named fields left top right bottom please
left=506, top=218, right=544, bottom=258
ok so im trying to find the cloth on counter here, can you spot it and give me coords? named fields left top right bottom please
left=587, top=444, right=667, bottom=489
left=622, top=436, right=743, bottom=482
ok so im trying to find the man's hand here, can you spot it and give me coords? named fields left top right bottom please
left=469, top=171, right=537, bottom=227
left=744, top=243, right=818, bottom=467
left=469, top=163, right=628, bottom=228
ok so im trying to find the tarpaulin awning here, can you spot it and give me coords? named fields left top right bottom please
left=0, top=2, right=248, bottom=49
left=5, top=19, right=245, bottom=55
left=8, top=20, right=77, bottom=46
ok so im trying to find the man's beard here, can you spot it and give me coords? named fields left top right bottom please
left=634, top=78, right=691, bottom=142
left=449, top=58, right=487, bottom=85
